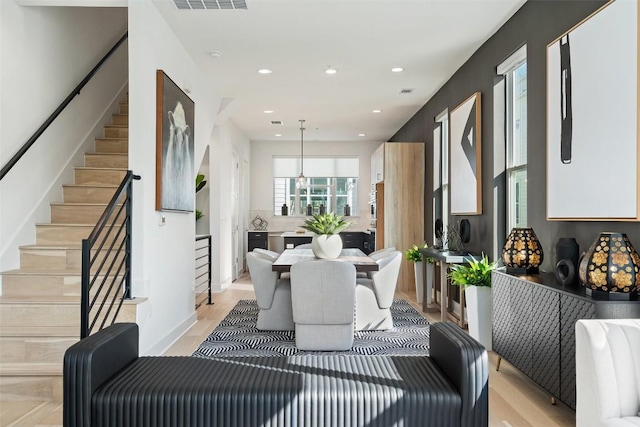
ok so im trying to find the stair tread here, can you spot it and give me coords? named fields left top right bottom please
left=103, top=124, right=128, bottom=128
left=35, top=223, right=98, bottom=227
left=1, top=268, right=82, bottom=275
left=85, top=152, right=128, bottom=156
left=0, top=326, right=79, bottom=337
left=61, top=183, right=119, bottom=188
left=50, top=202, right=118, bottom=207
left=0, top=362, right=62, bottom=376
left=74, top=166, right=127, bottom=171
left=0, top=295, right=146, bottom=305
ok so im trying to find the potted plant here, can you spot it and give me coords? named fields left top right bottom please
left=300, top=212, right=351, bottom=259
left=405, top=244, right=434, bottom=304
left=449, top=255, right=497, bottom=350
left=195, top=174, right=206, bottom=221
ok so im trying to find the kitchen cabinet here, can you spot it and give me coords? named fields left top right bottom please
left=340, top=232, right=364, bottom=251
left=371, top=144, right=384, bottom=185
left=248, top=232, right=268, bottom=251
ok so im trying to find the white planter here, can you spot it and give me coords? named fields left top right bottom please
left=414, top=261, right=423, bottom=304
left=311, top=234, right=343, bottom=259
left=465, top=286, right=492, bottom=351
left=425, top=262, right=434, bottom=304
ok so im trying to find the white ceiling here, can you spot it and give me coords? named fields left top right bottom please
left=153, top=0, right=526, bottom=142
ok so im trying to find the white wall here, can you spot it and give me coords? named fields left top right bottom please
left=249, top=139, right=381, bottom=232
left=0, top=3, right=128, bottom=273
left=209, top=121, right=250, bottom=291
left=129, top=0, right=249, bottom=354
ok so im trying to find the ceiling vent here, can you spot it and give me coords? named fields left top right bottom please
left=271, top=120, right=284, bottom=125
left=400, top=88, right=415, bottom=94
left=173, top=0, right=247, bottom=10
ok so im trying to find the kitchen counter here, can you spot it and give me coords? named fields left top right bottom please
left=280, top=231, right=315, bottom=238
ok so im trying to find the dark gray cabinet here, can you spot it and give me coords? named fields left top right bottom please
left=492, top=271, right=640, bottom=410
left=340, top=232, right=364, bottom=251
left=248, top=232, right=268, bottom=252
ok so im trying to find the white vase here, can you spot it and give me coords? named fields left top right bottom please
left=465, top=286, right=492, bottom=351
left=414, top=261, right=424, bottom=304
left=311, top=234, right=343, bottom=259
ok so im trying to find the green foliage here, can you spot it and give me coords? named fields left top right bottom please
left=449, top=255, right=497, bottom=289
left=404, top=243, right=433, bottom=263
left=196, top=174, right=207, bottom=193
left=301, top=212, right=351, bottom=235
left=196, top=209, right=203, bottom=221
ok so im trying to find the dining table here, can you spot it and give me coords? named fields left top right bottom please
left=272, top=248, right=379, bottom=273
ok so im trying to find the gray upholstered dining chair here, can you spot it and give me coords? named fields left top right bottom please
left=252, top=248, right=280, bottom=261
left=355, top=250, right=402, bottom=330
left=360, top=247, right=396, bottom=278
left=290, top=259, right=357, bottom=350
left=246, top=251, right=294, bottom=331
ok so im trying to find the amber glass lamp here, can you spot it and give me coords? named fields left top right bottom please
left=502, top=228, right=544, bottom=274
left=579, top=232, right=640, bottom=300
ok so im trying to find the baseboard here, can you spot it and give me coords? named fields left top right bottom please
left=142, top=311, right=197, bottom=356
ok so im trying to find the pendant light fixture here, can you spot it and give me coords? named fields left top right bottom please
left=296, top=119, right=307, bottom=188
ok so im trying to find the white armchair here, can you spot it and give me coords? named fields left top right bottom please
left=246, top=251, right=294, bottom=331
left=290, top=259, right=356, bottom=350
left=355, top=250, right=402, bottom=330
left=576, top=319, right=640, bottom=427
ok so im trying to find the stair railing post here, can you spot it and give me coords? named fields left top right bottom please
left=81, top=238, right=91, bottom=338
left=207, top=235, right=212, bottom=305
left=124, top=173, right=141, bottom=300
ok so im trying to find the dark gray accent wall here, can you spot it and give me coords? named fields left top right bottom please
left=390, top=0, right=640, bottom=271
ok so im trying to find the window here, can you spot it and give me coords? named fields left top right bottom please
left=434, top=110, right=449, bottom=242
left=499, top=45, right=528, bottom=230
left=273, top=157, right=359, bottom=216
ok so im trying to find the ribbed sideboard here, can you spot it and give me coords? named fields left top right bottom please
left=492, top=270, right=640, bottom=410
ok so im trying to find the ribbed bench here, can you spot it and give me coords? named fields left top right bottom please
left=63, top=322, right=488, bottom=427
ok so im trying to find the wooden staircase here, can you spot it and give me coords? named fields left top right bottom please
left=0, top=94, right=142, bottom=403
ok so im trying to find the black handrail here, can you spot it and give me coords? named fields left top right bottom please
left=195, top=235, right=213, bottom=308
left=81, top=170, right=140, bottom=338
left=0, top=32, right=128, bottom=181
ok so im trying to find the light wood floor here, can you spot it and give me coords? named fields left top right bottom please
left=1, top=273, right=576, bottom=426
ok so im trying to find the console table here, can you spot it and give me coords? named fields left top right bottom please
left=492, top=270, right=640, bottom=410
left=419, top=248, right=480, bottom=325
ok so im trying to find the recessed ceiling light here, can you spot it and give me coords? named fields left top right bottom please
left=358, top=133, right=366, bottom=137
left=275, top=134, right=282, bottom=137
left=325, top=66, right=338, bottom=75
left=258, top=69, right=272, bottom=74
left=209, top=50, right=223, bottom=58
left=264, top=110, right=274, bottom=114
left=391, top=67, right=404, bottom=73
left=372, top=109, right=382, bottom=113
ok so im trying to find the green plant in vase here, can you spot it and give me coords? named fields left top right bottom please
left=300, top=212, right=351, bottom=259
left=405, top=243, right=434, bottom=304
left=449, top=255, right=497, bottom=289
left=195, top=174, right=206, bottom=221
left=449, top=255, right=497, bottom=350
left=300, top=212, right=351, bottom=235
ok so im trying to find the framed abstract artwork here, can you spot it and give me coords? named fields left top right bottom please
left=547, top=0, right=639, bottom=220
left=156, top=70, right=195, bottom=212
left=450, top=92, right=482, bottom=215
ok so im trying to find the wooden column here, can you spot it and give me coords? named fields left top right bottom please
left=383, top=142, right=425, bottom=292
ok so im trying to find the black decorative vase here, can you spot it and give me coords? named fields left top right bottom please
left=555, top=237, right=579, bottom=286
left=344, top=204, right=351, bottom=216
left=281, top=204, right=288, bottom=216
left=306, top=204, right=312, bottom=216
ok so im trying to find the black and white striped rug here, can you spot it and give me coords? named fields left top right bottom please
left=192, top=299, right=430, bottom=357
